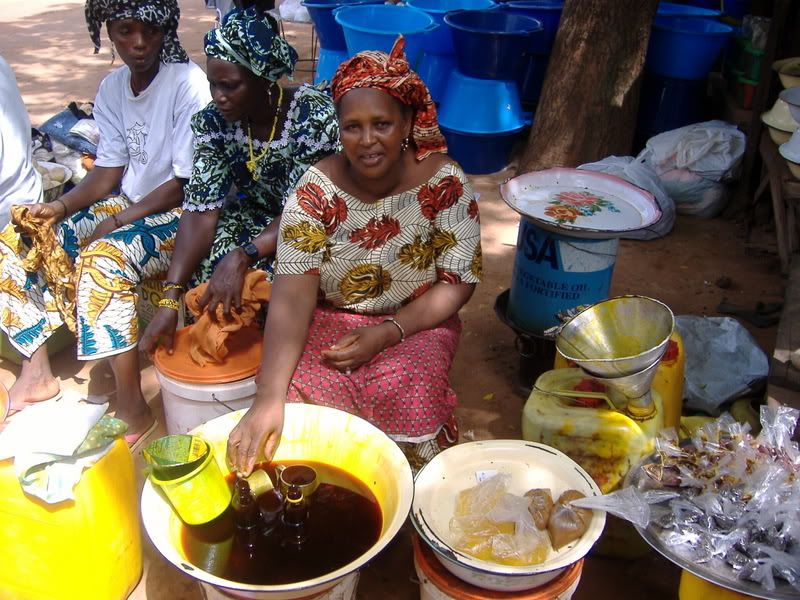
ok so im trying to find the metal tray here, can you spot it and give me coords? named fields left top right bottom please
left=626, top=454, right=800, bottom=600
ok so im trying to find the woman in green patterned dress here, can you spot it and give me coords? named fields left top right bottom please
left=141, top=6, right=339, bottom=353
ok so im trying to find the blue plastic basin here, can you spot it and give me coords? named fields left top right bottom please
left=303, top=0, right=382, bottom=51
left=438, top=70, right=528, bottom=133
left=499, top=1, right=563, bottom=54
left=407, top=0, right=496, bottom=55
left=416, top=52, right=457, bottom=102
left=314, top=47, right=349, bottom=85
left=656, top=2, right=720, bottom=18
left=445, top=10, right=543, bottom=80
left=441, top=125, right=525, bottom=174
left=647, top=16, right=733, bottom=80
left=334, top=5, right=435, bottom=67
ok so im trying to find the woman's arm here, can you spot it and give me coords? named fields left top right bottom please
left=115, top=177, right=186, bottom=223
left=138, top=208, right=221, bottom=355
left=197, top=216, right=282, bottom=317
left=321, top=281, right=475, bottom=372
left=227, top=272, right=320, bottom=475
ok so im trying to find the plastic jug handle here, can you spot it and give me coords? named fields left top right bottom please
left=542, top=387, right=618, bottom=411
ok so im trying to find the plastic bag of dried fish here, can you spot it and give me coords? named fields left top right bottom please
left=628, top=405, right=800, bottom=592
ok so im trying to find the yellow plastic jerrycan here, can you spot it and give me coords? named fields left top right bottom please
left=0, top=439, right=142, bottom=599
left=679, top=570, right=758, bottom=599
left=553, top=330, right=685, bottom=430
left=522, top=368, right=664, bottom=494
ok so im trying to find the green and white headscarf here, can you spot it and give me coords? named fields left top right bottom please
left=85, top=0, right=188, bottom=64
left=204, top=7, right=298, bottom=82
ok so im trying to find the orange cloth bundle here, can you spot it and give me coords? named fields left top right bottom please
left=10, top=205, right=77, bottom=332
left=184, top=269, right=271, bottom=366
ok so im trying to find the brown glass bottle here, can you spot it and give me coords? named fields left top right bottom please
left=231, top=478, right=262, bottom=552
left=281, top=484, right=308, bottom=549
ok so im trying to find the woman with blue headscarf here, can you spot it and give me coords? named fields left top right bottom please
left=140, top=7, right=339, bottom=355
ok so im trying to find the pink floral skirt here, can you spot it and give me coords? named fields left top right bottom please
left=286, top=305, right=461, bottom=442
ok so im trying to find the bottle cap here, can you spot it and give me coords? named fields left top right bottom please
left=245, top=469, right=274, bottom=497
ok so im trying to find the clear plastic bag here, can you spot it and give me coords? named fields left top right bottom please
left=623, top=406, right=800, bottom=592
left=449, top=474, right=550, bottom=566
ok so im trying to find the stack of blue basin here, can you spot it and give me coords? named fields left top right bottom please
left=406, top=0, right=497, bottom=102
left=303, top=0, right=382, bottom=84
left=438, top=9, right=542, bottom=174
left=635, top=4, right=733, bottom=149
left=334, top=4, right=435, bottom=67
left=497, top=0, right=563, bottom=112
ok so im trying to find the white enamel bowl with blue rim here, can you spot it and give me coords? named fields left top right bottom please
left=411, top=440, right=605, bottom=592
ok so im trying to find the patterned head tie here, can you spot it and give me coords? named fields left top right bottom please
left=84, top=0, right=188, bottom=64
left=204, top=7, right=298, bottom=82
left=330, top=35, right=447, bottom=161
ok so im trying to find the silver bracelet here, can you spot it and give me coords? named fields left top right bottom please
left=383, top=317, right=405, bottom=342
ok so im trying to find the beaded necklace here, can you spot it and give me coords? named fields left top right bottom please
left=246, top=84, right=284, bottom=180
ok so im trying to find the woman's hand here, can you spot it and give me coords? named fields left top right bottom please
left=139, top=308, right=180, bottom=357
left=197, top=248, right=250, bottom=319
left=321, top=323, right=399, bottom=373
left=85, top=217, right=120, bottom=246
left=22, top=202, right=63, bottom=227
left=227, top=399, right=285, bottom=476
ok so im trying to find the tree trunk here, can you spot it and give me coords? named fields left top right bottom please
left=518, top=0, right=658, bottom=173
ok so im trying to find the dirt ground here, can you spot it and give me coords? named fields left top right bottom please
left=0, top=1, right=787, bottom=598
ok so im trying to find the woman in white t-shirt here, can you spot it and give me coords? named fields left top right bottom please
left=0, top=0, right=210, bottom=446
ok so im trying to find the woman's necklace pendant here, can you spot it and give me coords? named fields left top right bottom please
left=246, top=158, right=260, bottom=180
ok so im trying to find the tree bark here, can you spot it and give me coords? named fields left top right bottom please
left=518, top=0, right=659, bottom=173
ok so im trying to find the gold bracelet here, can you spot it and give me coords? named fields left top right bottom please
left=162, top=283, right=184, bottom=293
left=158, top=298, right=181, bottom=311
left=383, top=317, right=405, bottom=342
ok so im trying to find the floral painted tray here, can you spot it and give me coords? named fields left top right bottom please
left=500, top=168, right=661, bottom=239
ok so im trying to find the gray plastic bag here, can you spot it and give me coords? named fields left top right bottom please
left=675, top=316, right=769, bottom=414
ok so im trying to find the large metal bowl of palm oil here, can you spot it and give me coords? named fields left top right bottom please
left=141, top=403, right=414, bottom=599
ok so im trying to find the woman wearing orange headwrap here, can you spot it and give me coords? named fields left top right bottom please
left=227, top=37, right=483, bottom=475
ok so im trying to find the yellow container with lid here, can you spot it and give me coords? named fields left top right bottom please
left=553, top=330, right=685, bottom=431
left=0, top=439, right=142, bottom=600
left=522, top=368, right=664, bottom=494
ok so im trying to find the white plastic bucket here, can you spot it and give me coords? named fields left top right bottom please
left=156, top=370, right=256, bottom=435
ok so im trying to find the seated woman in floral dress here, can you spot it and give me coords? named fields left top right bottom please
left=227, top=38, right=483, bottom=474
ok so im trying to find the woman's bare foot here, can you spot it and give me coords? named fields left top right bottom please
left=8, top=346, right=60, bottom=413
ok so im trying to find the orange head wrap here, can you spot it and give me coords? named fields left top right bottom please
left=330, top=36, right=447, bottom=161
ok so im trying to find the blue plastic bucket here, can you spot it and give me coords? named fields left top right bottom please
left=407, top=0, right=497, bottom=55
left=634, top=70, right=708, bottom=151
left=303, top=0, right=382, bottom=51
left=656, top=2, right=720, bottom=18
left=416, top=52, right=457, bottom=102
left=721, top=0, right=751, bottom=18
left=508, top=219, right=619, bottom=335
left=441, top=125, right=524, bottom=174
left=334, top=5, right=435, bottom=67
left=500, top=1, right=563, bottom=53
left=647, top=16, right=733, bottom=80
left=314, top=47, right=349, bottom=85
left=684, top=0, right=719, bottom=9
left=438, top=70, right=529, bottom=133
left=445, top=10, right=543, bottom=80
